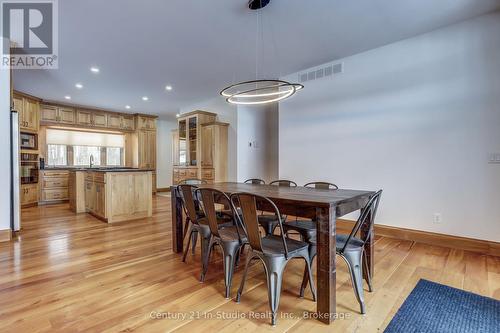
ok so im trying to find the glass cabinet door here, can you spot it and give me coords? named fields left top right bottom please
left=179, top=119, right=187, bottom=165
left=188, top=117, right=198, bottom=166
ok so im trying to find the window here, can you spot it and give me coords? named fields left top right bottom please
left=73, top=146, right=101, bottom=166
left=106, top=147, right=122, bottom=166
left=47, top=144, right=67, bottom=166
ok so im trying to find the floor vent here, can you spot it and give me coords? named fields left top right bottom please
left=299, top=62, right=343, bottom=84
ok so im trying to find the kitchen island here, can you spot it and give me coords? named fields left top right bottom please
left=69, top=168, right=152, bottom=223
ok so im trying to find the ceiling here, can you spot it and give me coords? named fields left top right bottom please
left=13, top=0, right=500, bottom=115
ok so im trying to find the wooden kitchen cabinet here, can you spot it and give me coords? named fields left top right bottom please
left=137, top=130, right=156, bottom=169
left=121, top=115, right=135, bottom=131
left=13, top=94, right=39, bottom=132
left=107, top=113, right=121, bottom=129
left=172, top=111, right=227, bottom=185
left=41, top=104, right=75, bottom=125
left=40, top=170, right=69, bottom=204
left=136, top=115, right=156, bottom=130
left=93, top=112, right=107, bottom=127
left=20, top=184, right=38, bottom=207
left=76, top=110, right=93, bottom=126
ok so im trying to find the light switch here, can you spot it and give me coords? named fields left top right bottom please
left=489, top=153, right=500, bottom=164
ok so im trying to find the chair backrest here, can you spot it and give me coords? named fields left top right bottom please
left=304, top=182, right=339, bottom=190
left=196, top=188, right=238, bottom=239
left=177, top=184, right=200, bottom=224
left=244, top=178, right=266, bottom=185
left=230, top=192, right=289, bottom=258
left=341, top=190, right=382, bottom=253
left=180, top=178, right=207, bottom=185
left=269, top=180, right=297, bottom=187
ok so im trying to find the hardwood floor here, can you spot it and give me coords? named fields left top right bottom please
left=0, top=195, right=498, bottom=332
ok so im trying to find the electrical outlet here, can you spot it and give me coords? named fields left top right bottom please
left=433, top=213, right=442, bottom=224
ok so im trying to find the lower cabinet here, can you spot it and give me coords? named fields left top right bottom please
left=40, top=170, right=69, bottom=204
left=85, top=171, right=152, bottom=223
left=20, top=184, right=38, bottom=207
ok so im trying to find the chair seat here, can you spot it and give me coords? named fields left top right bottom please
left=219, top=225, right=247, bottom=242
left=258, top=214, right=286, bottom=223
left=336, top=234, right=364, bottom=252
left=260, top=235, right=309, bottom=257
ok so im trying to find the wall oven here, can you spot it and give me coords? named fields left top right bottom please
left=20, top=152, right=39, bottom=184
left=20, top=132, right=38, bottom=150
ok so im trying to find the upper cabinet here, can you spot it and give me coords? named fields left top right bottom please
left=107, top=113, right=121, bottom=129
left=14, top=94, right=39, bottom=132
left=76, top=110, right=106, bottom=127
left=41, top=104, right=75, bottom=125
left=136, top=115, right=156, bottom=130
left=121, top=115, right=135, bottom=131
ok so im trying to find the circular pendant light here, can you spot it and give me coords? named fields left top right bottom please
left=220, top=0, right=303, bottom=105
left=221, top=80, right=303, bottom=105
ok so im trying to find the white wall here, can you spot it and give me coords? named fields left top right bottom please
left=0, top=42, right=12, bottom=232
left=237, top=104, right=279, bottom=182
left=156, top=116, right=178, bottom=189
left=279, top=13, right=500, bottom=242
left=180, top=97, right=238, bottom=181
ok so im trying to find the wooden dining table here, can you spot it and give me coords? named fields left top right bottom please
left=170, top=182, right=375, bottom=325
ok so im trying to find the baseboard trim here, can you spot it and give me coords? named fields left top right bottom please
left=0, top=229, right=12, bottom=242
left=337, top=219, right=500, bottom=257
left=156, top=187, right=171, bottom=193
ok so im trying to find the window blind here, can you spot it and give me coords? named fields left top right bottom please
left=46, top=129, right=124, bottom=147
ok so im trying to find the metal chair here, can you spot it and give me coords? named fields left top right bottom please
left=290, top=189, right=382, bottom=314
left=256, top=180, right=296, bottom=236
left=244, top=178, right=266, bottom=184
left=178, top=184, right=231, bottom=281
left=196, top=188, right=247, bottom=298
left=303, top=181, right=338, bottom=190
left=269, top=179, right=298, bottom=187
left=231, top=192, right=316, bottom=326
left=179, top=178, right=207, bottom=185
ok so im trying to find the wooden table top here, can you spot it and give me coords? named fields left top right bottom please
left=198, top=182, right=374, bottom=208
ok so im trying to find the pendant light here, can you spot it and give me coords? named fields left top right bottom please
left=220, top=0, right=303, bottom=105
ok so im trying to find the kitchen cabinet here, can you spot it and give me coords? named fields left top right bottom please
left=172, top=111, right=227, bottom=185
left=121, top=115, right=135, bottom=131
left=76, top=110, right=93, bottom=126
left=40, top=170, right=69, bottom=204
left=93, top=112, right=107, bottom=127
left=136, top=115, right=156, bottom=130
left=41, top=104, right=75, bottom=125
left=107, top=113, right=121, bottom=129
left=20, top=184, right=38, bottom=207
left=137, top=130, right=156, bottom=169
left=69, top=171, right=86, bottom=213
left=14, top=95, right=39, bottom=131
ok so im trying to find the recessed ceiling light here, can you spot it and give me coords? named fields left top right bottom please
left=64, top=95, right=71, bottom=100
left=175, top=113, right=180, bottom=118
left=165, top=85, right=173, bottom=91
left=125, top=105, right=131, bottom=109
left=142, top=96, right=149, bottom=101
left=75, top=83, right=83, bottom=89
left=90, top=67, right=100, bottom=73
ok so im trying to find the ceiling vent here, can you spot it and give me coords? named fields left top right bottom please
left=299, top=62, right=343, bottom=84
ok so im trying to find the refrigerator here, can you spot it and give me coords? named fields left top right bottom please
left=11, top=109, right=20, bottom=231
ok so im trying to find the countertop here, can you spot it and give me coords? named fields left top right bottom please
left=41, top=167, right=154, bottom=173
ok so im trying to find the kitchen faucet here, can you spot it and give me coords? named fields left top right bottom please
left=90, top=154, right=94, bottom=168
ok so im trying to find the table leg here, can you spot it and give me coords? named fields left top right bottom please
left=171, top=186, right=184, bottom=253
left=361, top=209, right=373, bottom=285
left=316, top=204, right=336, bottom=324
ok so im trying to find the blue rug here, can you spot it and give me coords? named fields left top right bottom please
left=384, top=279, right=500, bottom=333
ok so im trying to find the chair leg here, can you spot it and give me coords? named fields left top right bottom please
left=182, top=224, right=193, bottom=263
left=363, top=250, right=373, bottom=292
left=200, top=236, right=215, bottom=282
left=263, top=257, right=287, bottom=326
left=199, top=233, right=211, bottom=281
left=300, top=244, right=316, bottom=298
left=221, top=242, right=240, bottom=299
left=191, top=230, right=198, bottom=255
left=236, top=251, right=254, bottom=303
left=300, top=254, right=317, bottom=301
left=343, top=251, right=366, bottom=314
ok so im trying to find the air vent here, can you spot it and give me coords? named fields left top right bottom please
left=298, top=62, right=343, bottom=83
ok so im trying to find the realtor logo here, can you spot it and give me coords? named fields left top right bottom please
left=1, top=0, right=58, bottom=69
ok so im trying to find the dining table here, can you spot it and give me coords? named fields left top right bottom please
left=170, top=182, right=375, bottom=325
